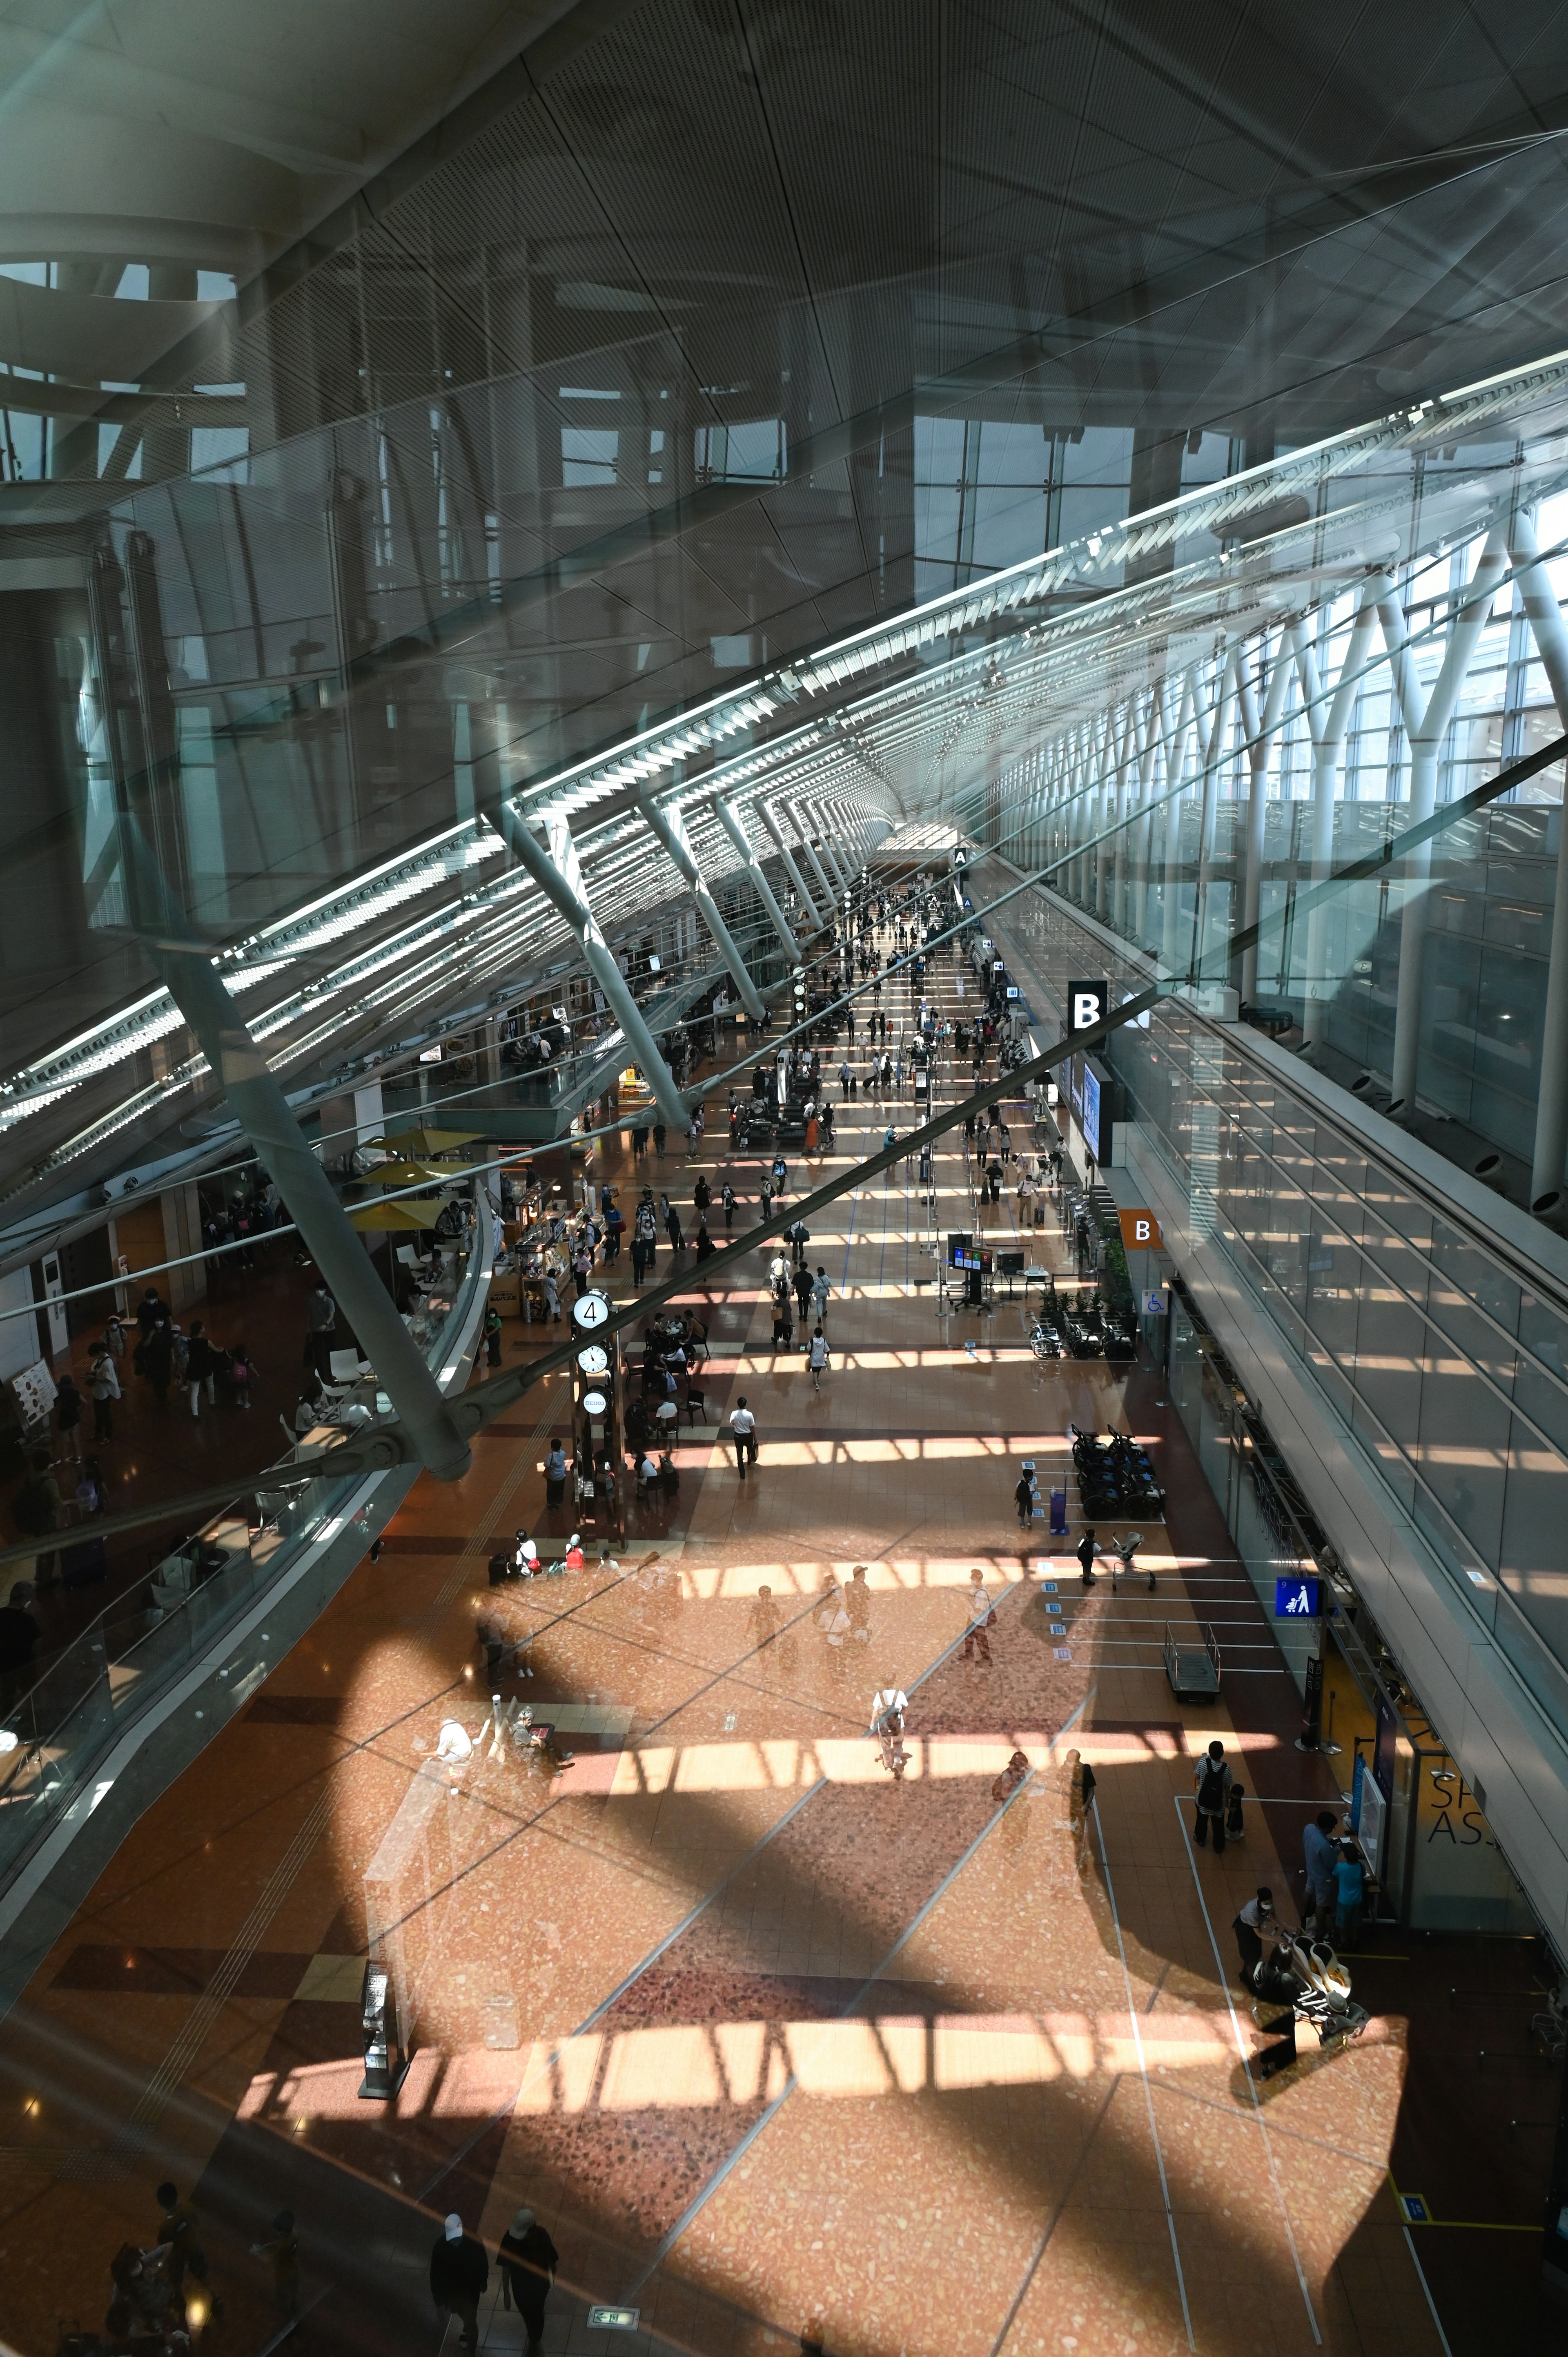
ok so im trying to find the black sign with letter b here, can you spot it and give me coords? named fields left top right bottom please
left=1067, top=979, right=1108, bottom=1036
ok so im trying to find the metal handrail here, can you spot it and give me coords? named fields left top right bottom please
left=0, top=1203, right=492, bottom=1890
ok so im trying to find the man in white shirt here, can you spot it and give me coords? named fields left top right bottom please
left=962, top=1567, right=994, bottom=1664
left=810, top=1266, right=830, bottom=1328
left=869, top=1685, right=908, bottom=1736
left=729, top=1396, right=757, bottom=1475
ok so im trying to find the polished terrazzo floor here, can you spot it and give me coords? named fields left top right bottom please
left=0, top=937, right=1486, bottom=2357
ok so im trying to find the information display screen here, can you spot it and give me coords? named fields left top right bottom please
left=1082, top=1063, right=1101, bottom=1162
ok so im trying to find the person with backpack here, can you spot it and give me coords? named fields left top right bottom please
left=228, top=1344, right=255, bottom=1408
left=1193, top=1739, right=1233, bottom=1853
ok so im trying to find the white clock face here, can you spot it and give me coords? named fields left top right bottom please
left=577, top=1344, right=609, bottom=1378
left=572, top=1291, right=610, bottom=1331
left=581, top=1389, right=608, bottom=1417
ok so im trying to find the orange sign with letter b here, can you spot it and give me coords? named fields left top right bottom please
left=1117, top=1209, right=1164, bottom=1252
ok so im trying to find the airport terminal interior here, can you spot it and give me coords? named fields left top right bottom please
left=5, top=5, right=1568, bottom=2354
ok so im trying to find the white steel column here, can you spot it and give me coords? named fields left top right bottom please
left=806, top=798, right=850, bottom=896
left=1234, top=632, right=1292, bottom=1006
left=1293, top=584, right=1379, bottom=1048
left=789, top=797, right=839, bottom=913
left=497, top=805, right=691, bottom=1134
left=638, top=793, right=767, bottom=1021
left=1194, top=661, right=1237, bottom=970
left=761, top=800, right=822, bottom=929
left=1380, top=526, right=1508, bottom=1112
left=1508, top=513, right=1568, bottom=1205
left=714, top=796, right=803, bottom=963
left=1161, top=671, right=1201, bottom=972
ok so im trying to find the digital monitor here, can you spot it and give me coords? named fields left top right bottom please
left=1005, top=984, right=1020, bottom=1000
left=1082, top=1063, right=1102, bottom=1162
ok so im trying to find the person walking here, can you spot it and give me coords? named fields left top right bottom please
left=1333, top=1840, right=1366, bottom=1946
left=808, top=1325, right=829, bottom=1392
left=1302, top=1810, right=1340, bottom=1933
left=142, top=1319, right=173, bottom=1406
left=1193, top=1739, right=1233, bottom=1853
left=250, top=2209, right=300, bottom=2333
left=793, top=1262, right=813, bottom=1328
left=498, top=2207, right=558, bottom=2357
left=88, top=1345, right=120, bottom=1443
left=811, top=1264, right=830, bottom=1331
left=186, top=1320, right=217, bottom=1416
left=306, top=1282, right=337, bottom=1375
left=543, top=1270, right=560, bottom=1324
left=729, top=1395, right=757, bottom=1475
left=1233, top=1888, right=1276, bottom=1989
left=545, top=1441, right=568, bottom=1507
left=1014, top=1466, right=1035, bottom=1528
left=1076, top=1529, right=1101, bottom=1587
left=54, top=1373, right=85, bottom=1462
left=430, top=2214, right=488, bottom=2353
left=653, top=1121, right=667, bottom=1160
left=962, top=1566, right=994, bottom=1663
left=721, top=1180, right=736, bottom=1230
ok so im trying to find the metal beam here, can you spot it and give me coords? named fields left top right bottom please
left=1379, top=528, right=1508, bottom=1112
left=789, top=798, right=839, bottom=914
left=492, top=803, right=690, bottom=1134
left=120, top=827, right=474, bottom=1483
left=760, top=799, right=821, bottom=930
left=1292, top=585, right=1379, bottom=1048
left=713, top=796, right=802, bottom=963
left=638, top=794, right=766, bottom=1021
left=808, top=800, right=851, bottom=898
left=1509, top=512, right=1568, bottom=1205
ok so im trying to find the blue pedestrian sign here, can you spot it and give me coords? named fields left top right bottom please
left=1275, top=1576, right=1321, bottom=1619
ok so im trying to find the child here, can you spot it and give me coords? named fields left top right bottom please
left=1334, top=1840, right=1365, bottom=1946
left=1225, top=1780, right=1246, bottom=1844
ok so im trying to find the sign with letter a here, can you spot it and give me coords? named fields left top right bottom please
left=1068, top=979, right=1108, bottom=1035
left=1117, top=1209, right=1164, bottom=1252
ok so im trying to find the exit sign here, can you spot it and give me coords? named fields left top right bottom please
left=588, top=2309, right=641, bottom=2332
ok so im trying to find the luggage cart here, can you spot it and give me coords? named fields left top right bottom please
left=1164, top=1621, right=1222, bottom=1698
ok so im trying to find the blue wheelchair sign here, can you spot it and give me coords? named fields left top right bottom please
left=1274, top=1576, right=1321, bottom=1619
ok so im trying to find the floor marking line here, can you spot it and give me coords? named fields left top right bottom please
left=1173, top=1793, right=1322, bottom=2346
left=625, top=1684, right=1098, bottom=2299
left=1402, top=2226, right=1455, bottom=2356
left=1091, top=1794, right=1196, bottom=2350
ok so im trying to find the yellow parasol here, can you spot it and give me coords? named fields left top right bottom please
left=372, top=1126, right=484, bottom=1157
left=365, top=1160, right=458, bottom=1188
left=347, top=1198, right=447, bottom=1231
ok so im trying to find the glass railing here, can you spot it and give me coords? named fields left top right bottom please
left=0, top=1199, right=493, bottom=1889
left=979, top=856, right=1568, bottom=1759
